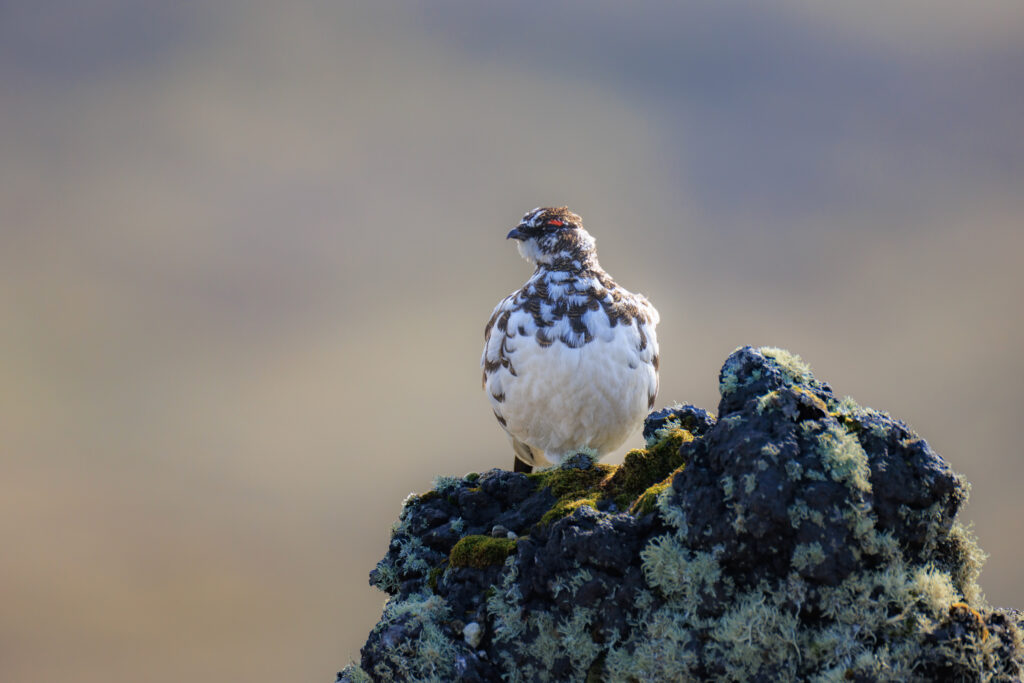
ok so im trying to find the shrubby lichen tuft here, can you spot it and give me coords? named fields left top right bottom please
left=345, top=346, right=1023, bottom=682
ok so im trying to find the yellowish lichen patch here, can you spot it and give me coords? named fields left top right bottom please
left=949, top=602, right=990, bottom=642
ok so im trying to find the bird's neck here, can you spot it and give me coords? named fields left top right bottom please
left=535, top=252, right=602, bottom=278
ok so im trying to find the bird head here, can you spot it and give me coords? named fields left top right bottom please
left=506, top=206, right=597, bottom=268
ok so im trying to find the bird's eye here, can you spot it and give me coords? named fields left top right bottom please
left=546, top=220, right=563, bottom=227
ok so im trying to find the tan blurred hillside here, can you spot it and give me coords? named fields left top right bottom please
left=1, top=2, right=1022, bottom=681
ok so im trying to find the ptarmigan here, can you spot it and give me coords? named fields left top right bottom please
left=482, top=207, right=660, bottom=473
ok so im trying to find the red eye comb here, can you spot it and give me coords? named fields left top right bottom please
left=547, top=219, right=563, bottom=227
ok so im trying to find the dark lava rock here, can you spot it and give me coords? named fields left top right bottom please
left=339, top=346, right=1023, bottom=683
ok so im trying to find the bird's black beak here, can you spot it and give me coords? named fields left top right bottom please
left=506, top=227, right=526, bottom=241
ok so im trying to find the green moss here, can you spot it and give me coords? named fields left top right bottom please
left=528, top=463, right=614, bottom=499
left=525, top=425, right=693, bottom=527
left=528, top=462, right=613, bottom=526
left=584, top=653, right=607, bottom=683
left=540, top=494, right=600, bottom=526
left=449, top=535, right=517, bottom=569
left=629, top=475, right=676, bottom=516
left=414, top=489, right=440, bottom=503
left=606, top=427, right=691, bottom=509
left=427, top=566, right=443, bottom=592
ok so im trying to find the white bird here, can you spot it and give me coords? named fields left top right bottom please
left=482, top=207, right=660, bottom=473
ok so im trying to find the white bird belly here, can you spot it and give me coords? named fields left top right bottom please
left=488, top=329, right=656, bottom=464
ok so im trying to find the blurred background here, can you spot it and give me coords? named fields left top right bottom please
left=1, top=1, right=1022, bottom=680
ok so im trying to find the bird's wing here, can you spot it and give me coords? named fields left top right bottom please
left=631, top=293, right=660, bottom=409
left=481, top=293, right=517, bottom=388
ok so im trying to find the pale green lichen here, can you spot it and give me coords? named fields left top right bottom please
left=558, top=607, right=602, bottom=673
left=551, top=567, right=594, bottom=600
left=708, top=589, right=802, bottom=680
left=369, top=592, right=458, bottom=681
left=803, top=422, right=872, bottom=493
left=910, top=565, right=961, bottom=618
left=804, top=468, right=828, bottom=482
left=602, top=606, right=700, bottom=680
left=721, top=474, right=735, bottom=498
left=719, top=413, right=745, bottom=430
left=785, top=459, right=804, bottom=481
left=643, top=402, right=686, bottom=447
left=396, top=535, right=432, bottom=576
left=945, top=520, right=988, bottom=606
left=526, top=612, right=561, bottom=678
left=792, top=542, right=826, bottom=572
left=371, top=562, right=400, bottom=594
left=730, top=505, right=749, bottom=534
left=641, top=531, right=722, bottom=601
left=487, top=556, right=526, bottom=643
left=788, top=499, right=811, bottom=527
left=719, top=351, right=751, bottom=396
left=655, top=481, right=688, bottom=531
left=430, top=474, right=462, bottom=495
left=756, top=389, right=782, bottom=414
left=761, top=346, right=814, bottom=385
left=335, top=663, right=373, bottom=683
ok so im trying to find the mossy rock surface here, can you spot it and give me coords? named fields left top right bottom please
left=341, top=346, right=1024, bottom=683
left=449, top=535, right=517, bottom=569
